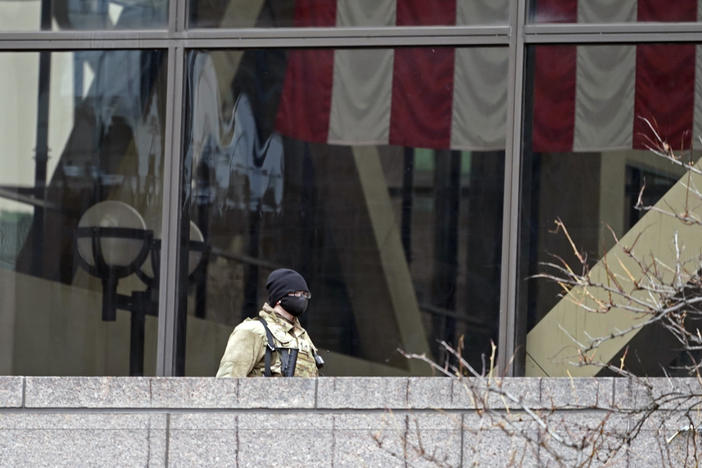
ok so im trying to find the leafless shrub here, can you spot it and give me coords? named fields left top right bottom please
left=373, top=120, right=702, bottom=466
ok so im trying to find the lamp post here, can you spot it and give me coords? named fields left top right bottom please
left=75, top=200, right=207, bottom=375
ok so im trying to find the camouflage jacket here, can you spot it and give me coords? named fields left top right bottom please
left=216, top=303, right=319, bottom=377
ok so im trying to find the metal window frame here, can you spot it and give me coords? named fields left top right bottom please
left=2, top=0, right=699, bottom=376
left=496, top=0, right=527, bottom=377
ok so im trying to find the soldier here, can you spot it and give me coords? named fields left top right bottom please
left=216, top=268, right=322, bottom=377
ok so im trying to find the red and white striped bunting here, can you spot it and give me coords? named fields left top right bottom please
left=275, top=0, right=702, bottom=152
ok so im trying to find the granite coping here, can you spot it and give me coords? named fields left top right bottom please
left=0, top=376, right=23, bottom=408
left=2, top=377, right=699, bottom=467
left=0, top=376, right=693, bottom=410
left=612, top=377, right=702, bottom=410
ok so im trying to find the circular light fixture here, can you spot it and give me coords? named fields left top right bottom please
left=75, top=200, right=154, bottom=322
left=76, top=200, right=148, bottom=268
left=74, top=200, right=208, bottom=374
left=187, top=221, right=206, bottom=276
left=140, top=218, right=206, bottom=281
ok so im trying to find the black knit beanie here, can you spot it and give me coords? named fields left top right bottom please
left=266, top=268, right=309, bottom=306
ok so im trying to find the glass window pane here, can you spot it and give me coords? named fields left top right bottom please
left=1, top=0, right=167, bottom=31
left=180, top=47, right=508, bottom=376
left=529, top=0, right=699, bottom=24
left=0, top=50, right=167, bottom=375
left=520, top=43, right=698, bottom=376
left=188, top=0, right=509, bottom=29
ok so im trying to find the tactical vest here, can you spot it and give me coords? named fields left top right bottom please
left=257, top=317, right=323, bottom=377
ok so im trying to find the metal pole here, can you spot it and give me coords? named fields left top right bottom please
left=129, top=309, right=146, bottom=376
left=30, top=0, right=52, bottom=277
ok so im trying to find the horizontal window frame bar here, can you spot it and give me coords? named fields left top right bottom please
left=0, top=39, right=172, bottom=50
left=7, top=22, right=702, bottom=47
left=0, top=25, right=508, bottom=41
left=0, top=30, right=171, bottom=41
left=0, top=31, right=511, bottom=50
left=184, top=25, right=509, bottom=38
left=0, top=37, right=508, bottom=50
left=525, top=22, right=702, bottom=43
left=181, top=35, right=510, bottom=48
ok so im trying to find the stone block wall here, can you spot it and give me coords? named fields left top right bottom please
left=0, top=377, right=699, bottom=466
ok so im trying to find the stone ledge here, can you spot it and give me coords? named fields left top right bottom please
left=24, top=377, right=151, bottom=408
left=238, top=377, right=316, bottom=408
left=452, top=377, right=542, bottom=410
left=150, top=377, right=238, bottom=408
left=0, top=376, right=22, bottom=408
left=407, top=377, right=452, bottom=408
left=0, top=376, right=694, bottom=410
left=317, top=377, right=409, bottom=409
left=613, top=377, right=701, bottom=410
left=1, top=376, right=699, bottom=467
left=539, top=377, right=614, bottom=409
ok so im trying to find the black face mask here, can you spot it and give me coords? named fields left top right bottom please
left=279, top=296, right=309, bottom=317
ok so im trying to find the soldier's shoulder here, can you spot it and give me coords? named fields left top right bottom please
left=233, top=318, right=266, bottom=336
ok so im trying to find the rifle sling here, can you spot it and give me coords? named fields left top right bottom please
left=257, top=316, right=298, bottom=377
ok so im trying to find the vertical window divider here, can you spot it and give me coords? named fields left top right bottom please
left=498, top=0, right=527, bottom=376
left=175, top=0, right=187, bottom=33
left=156, top=44, right=185, bottom=376
left=169, top=0, right=186, bottom=33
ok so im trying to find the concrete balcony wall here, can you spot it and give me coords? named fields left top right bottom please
left=0, top=377, right=699, bottom=466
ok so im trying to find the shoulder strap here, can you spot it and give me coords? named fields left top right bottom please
left=257, top=317, right=276, bottom=377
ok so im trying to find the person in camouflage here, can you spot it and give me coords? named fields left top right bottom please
left=216, top=268, right=321, bottom=377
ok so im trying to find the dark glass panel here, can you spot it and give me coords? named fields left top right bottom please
left=529, top=0, right=699, bottom=24
left=1, top=0, right=167, bottom=31
left=188, top=0, right=509, bottom=29
left=519, top=43, right=696, bottom=376
left=0, top=50, right=166, bottom=375
left=180, top=47, right=507, bottom=376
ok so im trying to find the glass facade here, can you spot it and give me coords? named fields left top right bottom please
left=529, top=0, right=701, bottom=23
left=0, top=50, right=166, bottom=375
left=179, top=48, right=506, bottom=375
left=2, top=0, right=701, bottom=377
left=0, top=0, right=167, bottom=30
left=189, top=0, right=510, bottom=29
left=520, top=43, right=700, bottom=376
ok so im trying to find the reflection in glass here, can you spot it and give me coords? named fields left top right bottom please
left=1, top=0, right=167, bottom=31
left=529, top=0, right=699, bottom=24
left=189, top=0, right=509, bottom=29
left=520, top=43, right=698, bottom=376
left=0, top=50, right=166, bottom=375
left=181, top=47, right=507, bottom=376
